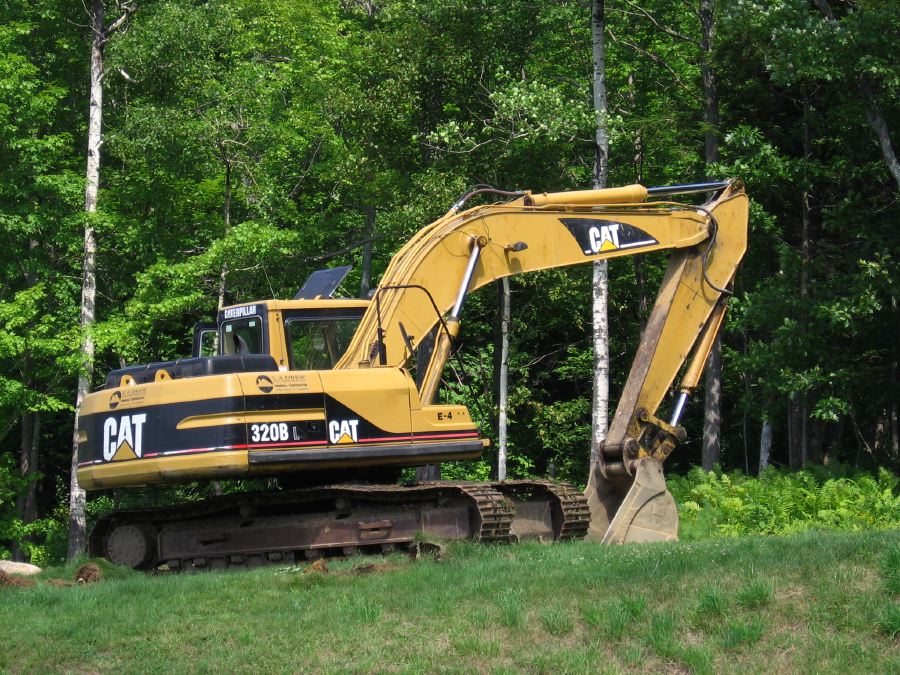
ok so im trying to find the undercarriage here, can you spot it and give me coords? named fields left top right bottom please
left=90, top=480, right=590, bottom=570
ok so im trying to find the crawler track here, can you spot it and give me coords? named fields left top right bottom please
left=90, top=480, right=589, bottom=571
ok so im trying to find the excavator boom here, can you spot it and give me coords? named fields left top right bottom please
left=334, top=179, right=747, bottom=543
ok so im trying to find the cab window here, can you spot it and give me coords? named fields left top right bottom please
left=288, top=318, right=361, bottom=369
left=197, top=329, right=218, bottom=357
left=222, top=317, right=263, bottom=355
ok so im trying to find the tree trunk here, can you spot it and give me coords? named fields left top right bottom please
left=859, top=76, right=900, bottom=190
left=414, top=330, right=440, bottom=482
left=701, top=339, right=722, bottom=470
left=699, top=0, right=719, bottom=169
left=699, top=0, right=722, bottom=471
left=759, top=418, right=772, bottom=474
left=13, top=411, right=41, bottom=561
left=627, top=72, right=648, bottom=324
left=218, top=159, right=232, bottom=309
left=788, top=398, right=804, bottom=470
left=891, top=296, right=899, bottom=457
left=496, top=277, right=511, bottom=481
left=590, top=0, right=610, bottom=469
left=798, top=94, right=814, bottom=467
left=69, top=0, right=106, bottom=560
left=359, top=205, right=375, bottom=298
left=69, top=0, right=138, bottom=560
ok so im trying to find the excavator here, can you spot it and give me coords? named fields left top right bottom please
left=75, top=179, right=748, bottom=569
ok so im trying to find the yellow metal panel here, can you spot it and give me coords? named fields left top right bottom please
left=77, top=450, right=249, bottom=490
left=410, top=405, right=475, bottom=435
left=318, top=368, right=413, bottom=435
left=79, top=373, right=246, bottom=416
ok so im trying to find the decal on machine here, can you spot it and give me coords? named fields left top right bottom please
left=328, top=419, right=360, bottom=444
left=256, top=373, right=309, bottom=393
left=108, top=386, right=147, bottom=410
left=250, top=422, right=291, bottom=443
left=222, top=304, right=258, bottom=319
left=102, top=414, right=147, bottom=461
left=560, top=218, right=658, bottom=255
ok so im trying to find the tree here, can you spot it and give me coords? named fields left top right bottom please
left=590, top=0, right=611, bottom=472
left=700, top=0, right=722, bottom=472
left=69, top=0, right=138, bottom=560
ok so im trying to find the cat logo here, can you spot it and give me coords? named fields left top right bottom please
left=256, top=375, right=274, bottom=393
left=328, top=419, right=360, bottom=444
left=102, top=414, right=147, bottom=461
left=560, top=218, right=658, bottom=255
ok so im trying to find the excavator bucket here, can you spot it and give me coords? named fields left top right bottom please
left=583, top=457, right=678, bottom=544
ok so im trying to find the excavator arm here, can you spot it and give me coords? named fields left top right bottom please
left=338, top=179, right=749, bottom=544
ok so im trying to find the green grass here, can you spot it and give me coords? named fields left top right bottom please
left=2, top=530, right=899, bottom=674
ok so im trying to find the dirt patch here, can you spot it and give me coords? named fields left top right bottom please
left=304, top=559, right=329, bottom=575
left=75, top=563, right=103, bottom=584
left=409, top=540, right=446, bottom=561
left=0, top=570, right=36, bottom=588
left=347, top=561, right=400, bottom=576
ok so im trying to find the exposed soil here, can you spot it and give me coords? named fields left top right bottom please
left=75, top=563, right=103, bottom=584
left=0, top=570, right=36, bottom=588
left=347, top=561, right=400, bottom=575
left=304, top=558, right=329, bottom=575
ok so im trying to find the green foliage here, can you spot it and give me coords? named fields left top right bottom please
left=877, top=603, right=900, bottom=639
left=696, top=585, right=729, bottom=617
left=721, top=617, right=765, bottom=650
left=882, top=542, right=900, bottom=596
left=736, top=578, right=774, bottom=609
left=670, top=466, right=900, bottom=538
left=0, top=454, right=68, bottom=565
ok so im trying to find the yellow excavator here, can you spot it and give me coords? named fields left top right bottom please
left=76, top=179, right=748, bottom=569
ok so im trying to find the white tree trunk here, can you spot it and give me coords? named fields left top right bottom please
left=69, top=0, right=106, bottom=560
left=497, top=277, right=511, bottom=480
left=69, top=0, right=138, bottom=560
left=590, top=0, right=610, bottom=468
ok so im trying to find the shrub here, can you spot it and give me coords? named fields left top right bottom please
left=669, top=465, right=900, bottom=539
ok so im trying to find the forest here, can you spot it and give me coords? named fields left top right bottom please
left=1, top=0, right=898, bottom=564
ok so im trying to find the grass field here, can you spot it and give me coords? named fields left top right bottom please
left=2, top=531, right=898, bottom=674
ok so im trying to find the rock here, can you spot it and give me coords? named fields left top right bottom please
left=0, top=560, right=42, bottom=576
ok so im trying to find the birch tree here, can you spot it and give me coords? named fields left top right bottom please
left=496, top=277, right=511, bottom=481
left=69, top=0, right=138, bottom=560
left=590, top=0, right=611, bottom=470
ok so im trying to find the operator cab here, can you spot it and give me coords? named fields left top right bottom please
left=191, top=266, right=369, bottom=371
